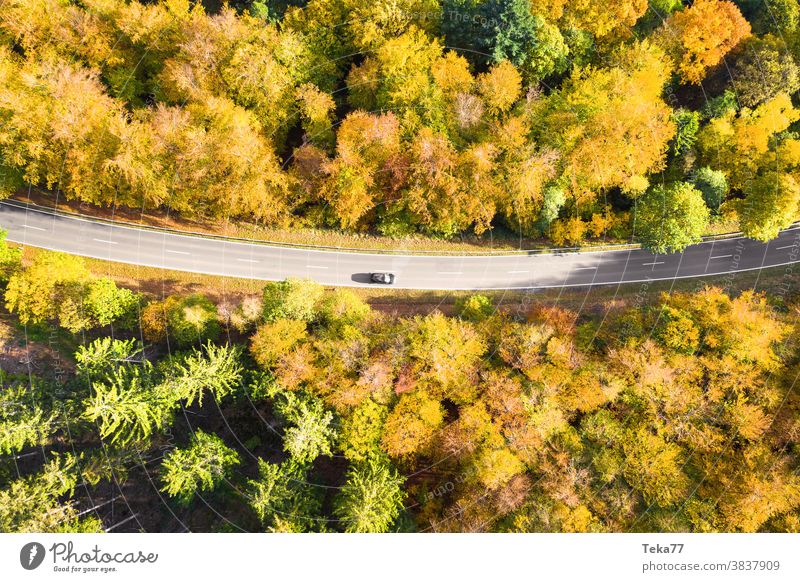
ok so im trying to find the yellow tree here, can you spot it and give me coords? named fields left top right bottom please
left=4, top=251, right=88, bottom=326
left=657, top=0, right=750, bottom=84
left=697, top=93, right=800, bottom=189
left=532, top=42, right=675, bottom=203
left=404, top=129, right=497, bottom=236
left=563, top=0, right=649, bottom=38
left=477, top=61, right=522, bottom=117
left=737, top=171, right=800, bottom=242
left=147, top=98, right=291, bottom=223
left=408, top=312, right=487, bottom=402
left=0, top=51, right=132, bottom=207
left=318, top=111, right=401, bottom=229
left=382, top=390, right=445, bottom=458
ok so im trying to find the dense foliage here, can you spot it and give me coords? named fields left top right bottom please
left=2, top=242, right=800, bottom=532
left=1, top=1, right=799, bottom=251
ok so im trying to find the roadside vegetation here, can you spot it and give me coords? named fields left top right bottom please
left=2, top=232, right=800, bottom=533
left=1, top=1, right=800, bottom=252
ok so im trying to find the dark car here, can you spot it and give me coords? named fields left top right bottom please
left=369, top=272, right=395, bottom=285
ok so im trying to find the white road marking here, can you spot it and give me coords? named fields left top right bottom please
left=573, top=266, right=597, bottom=270
left=236, top=258, right=259, bottom=263
left=508, top=270, right=529, bottom=274
left=306, top=265, right=328, bottom=269
left=23, top=224, right=46, bottom=231
left=642, top=261, right=664, bottom=266
left=710, top=254, right=733, bottom=260
left=166, top=250, right=191, bottom=255
left=93, top=238, right=117, bottom=244
left=776, top=245, right=796, bottom=250
left=438, top=271, right=463, bottom=275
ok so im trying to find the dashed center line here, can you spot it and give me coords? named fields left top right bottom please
left=710, top=254, right=733, bottom=260
left=776, top=245, right=796, bottom=250
left=23, top=224, right=46, bottom=231
left=93, top=238, right=117, bottom=245
left=166, top=250, right=191, bottom=255
left=236, top=258, right=259, bottom=263
left=573, top=266, right=597, bottom=270
left=642, top=261, right=665, bottom=266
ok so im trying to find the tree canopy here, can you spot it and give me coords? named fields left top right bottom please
left=1, top=277, right=800, bottom=532
left=0, top=0, right=796, bottom=250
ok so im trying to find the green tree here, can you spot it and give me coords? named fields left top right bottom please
left=83, top=363, right=172, bottom=446
left=0, top=228, right=20, bottom=284
left=248, top=458, right=322, bottom=532
left=537, top=185, right=566, bottom=233
left=75, top=337, right=140, bottom=379
left=161, top=430, right=240, bottom=505
left=691, top=167, right=728, bottom=213
left=166, top=294, right=221, bottom=346
left=0, top=376, right=56, bottom=454
left=334, top=456, right=405, bottom=532
left=83, top=277, right=140, bottom=329
left=635, top=0, right=683, bottom=34
left=456, top=294, right=494, bottom=322
left=636, top=183, right=710, bottom=254
left=262, top=278, right=324, bottom=322
left=738, top=172, right=800, bottom=242
left=163, top=343, right=243, bottom=407
left=442, top=0, right=568, bottom=82
left=487, top=0, right=568, bottom=83
left=701, top=89, right=739, bottom=120
left=275, top=391, right=337, bottom=463
left=731, top=35, right=800, bottom=108
left=0, top=454, right=102, bottom=532
left=670, top=109, right=700, bottom=157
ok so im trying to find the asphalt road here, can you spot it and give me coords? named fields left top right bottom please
left=2, top=201, right=800, bottom=291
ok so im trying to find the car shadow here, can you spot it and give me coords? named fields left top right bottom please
left=351, top=273, right=374, bottom=284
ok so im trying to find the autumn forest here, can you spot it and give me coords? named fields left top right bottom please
left=1, top=0, right=800, bottom=535
left=1, top=0, right=800, bottom=250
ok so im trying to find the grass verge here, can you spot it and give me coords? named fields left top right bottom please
left=17, top=246, right=799, bottom=318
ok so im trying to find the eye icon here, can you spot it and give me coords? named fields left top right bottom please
left=20, top=542, right=46, bottom=570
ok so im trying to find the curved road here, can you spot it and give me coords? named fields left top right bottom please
left=2, top=201, right=800, bottom=290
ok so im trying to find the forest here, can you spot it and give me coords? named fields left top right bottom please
left=1, top=0, right=800, bottom=251
left=1, top=232, right=800, bottom=533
